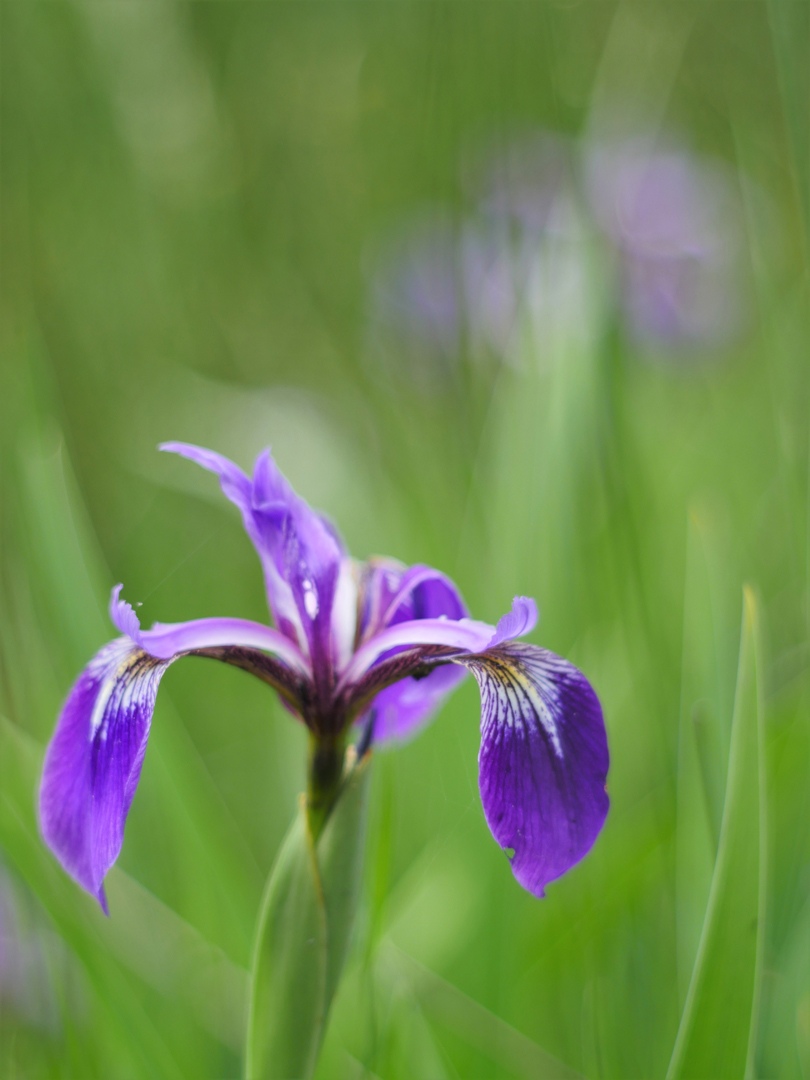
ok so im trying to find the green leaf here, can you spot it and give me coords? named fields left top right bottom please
left=768, top=0, right=810, bottom=251
left=675, top=508, right=729, bottom=1005
left=667, top=586, right=767, bottom=1080
left=246, top=753, right=371, bottom=1080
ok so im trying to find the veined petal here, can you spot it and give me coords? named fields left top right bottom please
left=340, top=598, right=608, bottom=895
left=40, top=596, right=309, bottom=909
left=39, top=638, right=169, bottom=912
left=459, top=641, right=609, bottom=897
left=341, top=597, right=535, bottom=742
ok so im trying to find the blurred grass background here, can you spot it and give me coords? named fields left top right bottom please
left=1, top=2, right=809, bottom=1077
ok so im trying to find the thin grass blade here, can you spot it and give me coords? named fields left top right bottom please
left=667, top=586, right=767, bottom=1079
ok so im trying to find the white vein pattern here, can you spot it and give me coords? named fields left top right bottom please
left=88, top=640, right=165, bottom=742
left=465, top=644, right=566, bottom=758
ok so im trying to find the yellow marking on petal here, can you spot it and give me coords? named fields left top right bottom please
left=89, top=647, right=156, bottom=741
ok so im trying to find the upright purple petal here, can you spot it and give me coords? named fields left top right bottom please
left=382, top=564, right=468, bottom=627
left=330, top=558, right=360, bottom=674
left=160, top=442, right=307, bottom=651
left=357, top=557, right=407, bottom=641
left=161, top=443, right=344, bottom=700
left=358, top=560, right=469, bottom=643
left=460, top=642, right=609, bottom=897
left=253, top=449, right=343, bottom=696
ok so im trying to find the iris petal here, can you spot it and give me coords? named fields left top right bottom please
left=109, top=585, right=310, bottom=674
left=461, top=641, right=609, bottom=897
left=369, top=665, right=467, bottom=743
left=160, top=442, right=307, bottom=651
left=360, top=565, right=469, bottom=742
left=161, top=443, right=343, bottom=699
left=40, top=594, right=307, bottom=910
left=343, top=597, right=532, bottom=743
left=338, top=616, right=494, bottom=694
left=486, top=596, right=538, bottom=647
left=39, top=638, right=167, bottom=912
left=381, top=564, right=468, bottom=627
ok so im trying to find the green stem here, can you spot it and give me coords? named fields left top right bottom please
left=306, top=733, right=347, bottom=841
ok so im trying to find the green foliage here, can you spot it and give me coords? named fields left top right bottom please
left=2, top=3, right=810, bottom=1077
left=668, top=588, right=766, bottom=1079
left=247, top=756, right=370, bottom=1080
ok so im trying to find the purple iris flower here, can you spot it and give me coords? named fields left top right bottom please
left=39, top=443, right=609, bottom=912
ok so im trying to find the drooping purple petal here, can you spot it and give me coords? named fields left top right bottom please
left=39, top=638, right=168, bottom=912
left=459, top=641, right=609, bottom=897
left=40, top=596, right=309, bottom=910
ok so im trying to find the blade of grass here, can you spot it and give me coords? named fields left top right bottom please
left=767, top=1, right=810, bottom=256
left=667, top=586, right=767, bottom=1079
left=675, top=508, right=727, bottom=1004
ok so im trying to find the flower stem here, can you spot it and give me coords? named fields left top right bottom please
left=306, top=733, right=347, bottom=840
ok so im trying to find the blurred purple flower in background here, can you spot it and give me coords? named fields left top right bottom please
left=39, top=444, right=609, bottom=911
left=583, top=134, right=745, bottom=348
left=367, top=212, right=461, bottom=385
left=370, top=133, right=586, bottom=373
left=367, top=127, right=746, bottom=375
left=463, top=130, right=570, bottom=239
